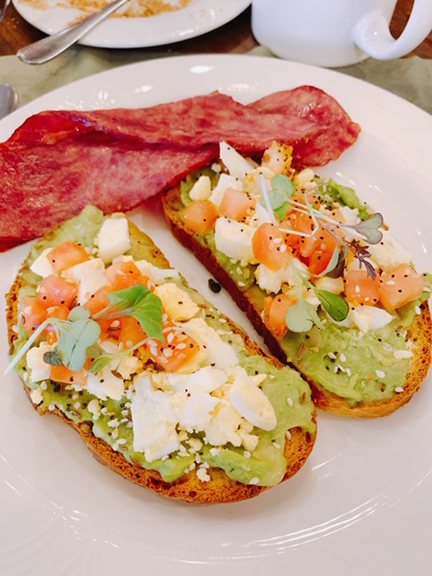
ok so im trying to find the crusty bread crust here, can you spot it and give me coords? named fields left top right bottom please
left=6, top=217, right=316, bottom=504
left=163, top=185, right=432, bottom=418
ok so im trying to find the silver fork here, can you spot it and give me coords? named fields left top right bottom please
left=17, top=0, right=129, bottom=65
left=0, top=84, right=19, bottom=120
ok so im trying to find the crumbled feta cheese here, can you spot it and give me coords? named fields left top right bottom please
left=196, top=467, right=211, bottom=482
left=30, top=388, right=44, bottom=406
left=367, top=230, right=412, bottom=271
left=131, top=375, right=179, bottom=461
left=230, top=368, right=277, bottom=431
left=134, top=260, right=179, bottom=284
left=30, top=248, right=55, bottom=278
left=189, top=175, right=212, bottom=201
left=255, top=263, right=286, bottom=294
left=393, top=349, right=414, bottom=359
left=87, top=398, right=101, bottom=419
left=26, top=343, right=52, bottom=382
left=215, top=217, right=256, bottom=264
left=181, top=318, right=239, bottom=371
left=220, top=141, right=255, bottom=181
left=87, top=368, right=125, bottom=401
left=154, top=283, right=199, bottom=321
left=349, top=305, right=394, bottom=333
left=62, top=258, right=108, bottom=305
left=209, top=174, right=243, bottom=207
left=96, top=217, right=131, bottom=263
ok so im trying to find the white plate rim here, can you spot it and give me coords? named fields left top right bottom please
left=11, top=0, right=251, bottom=48
left=0, top=54, right=432, bottom=576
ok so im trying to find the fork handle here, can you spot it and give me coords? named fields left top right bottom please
left=17, top=0, right=129, bottom=65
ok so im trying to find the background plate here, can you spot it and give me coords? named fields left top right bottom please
left=12, top=0, right=251, bottom=48
left=0, top=55, right=431, bottom=576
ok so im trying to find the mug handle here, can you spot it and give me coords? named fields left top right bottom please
left=353, top=0, right=432, bottom=59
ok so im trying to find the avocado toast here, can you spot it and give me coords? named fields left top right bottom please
left=163, top=142, right=432, bottom=417
left=5, top=206, right=316, bottom=503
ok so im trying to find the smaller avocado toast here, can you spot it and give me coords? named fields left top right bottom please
left=5, top=206, right=316, bottom=504
left=163, top=141, right=432, bottom=418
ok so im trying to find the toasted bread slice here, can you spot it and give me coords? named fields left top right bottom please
left=163, top=184, right=432, bottom=418
left=6, top=206, right=316, bottom=504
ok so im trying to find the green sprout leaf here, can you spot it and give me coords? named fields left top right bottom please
left=89, top=355, right=114, bottom=375
left=285, top=299, right=324, bottom=333
left=130, top=292, right=165, bottom=343
left=55, top=317, right=102, bottom=372
left=259, top=174, right=295, bottom=221
left=316, top=289, right=349, bottom=322
left=97, top=285, right=165, bottom=344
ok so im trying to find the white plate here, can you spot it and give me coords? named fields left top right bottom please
left=12, top=0, right=251, bottom=48
left=1, top=55, right=431, bottom=576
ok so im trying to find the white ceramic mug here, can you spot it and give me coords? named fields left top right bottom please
left=251, top=0, right=432, bottom=67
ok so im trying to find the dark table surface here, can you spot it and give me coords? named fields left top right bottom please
left=0, top=0, right=431, bottom=59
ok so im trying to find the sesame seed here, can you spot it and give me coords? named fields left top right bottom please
left=395, top=387, right=404, bottom=393
left=249, top=477, right=260, bottom=485
left=375, top=370, right=386, bottom=378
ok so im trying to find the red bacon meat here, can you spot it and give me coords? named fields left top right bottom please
left=0, top=89, right=360, bottom=250
left=250, top=86, right=361, bottom=167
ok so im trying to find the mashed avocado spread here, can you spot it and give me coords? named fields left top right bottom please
left=10, top=206, right=316, bottom=486
left=170, top=155, right=432, bottom=407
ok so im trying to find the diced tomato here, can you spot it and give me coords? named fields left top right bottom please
left=183, top=201, right=218, bottom=235
left=50, top=365, right=88, bottom=387
left=148, top=320, right=199, bottom=372
left=84, top=285, right=113, bottom=316
left=36, top=275, right=77, bottom=309
left=263, top=294, right=296, bottom=338
left=48, top=241, right=89, bottom=273
left=219, top=188, right=256, bottom=222
left=344, top=269, right=380, bottom=306
left=118, top=316, right=147, bottom=348
left=308, top=250, right=334, bottom=276
left=43, top=305, right=70, bottom=344
left=282, top=211, right=317, bottom=256
left=19, top=296, right=48, bottom=334
left=379, top=264, right=424, bottom=312
left=252, top=222, right=288, bottom=271
left=104, top=260, right=149, bottom=290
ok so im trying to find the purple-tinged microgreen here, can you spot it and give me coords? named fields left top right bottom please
left=344, top=212, right=383, bottom=245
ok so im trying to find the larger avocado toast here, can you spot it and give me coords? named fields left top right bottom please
left=162, top=142, right=432, bottom=417
left=5, top=206, right=316, bottom=503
